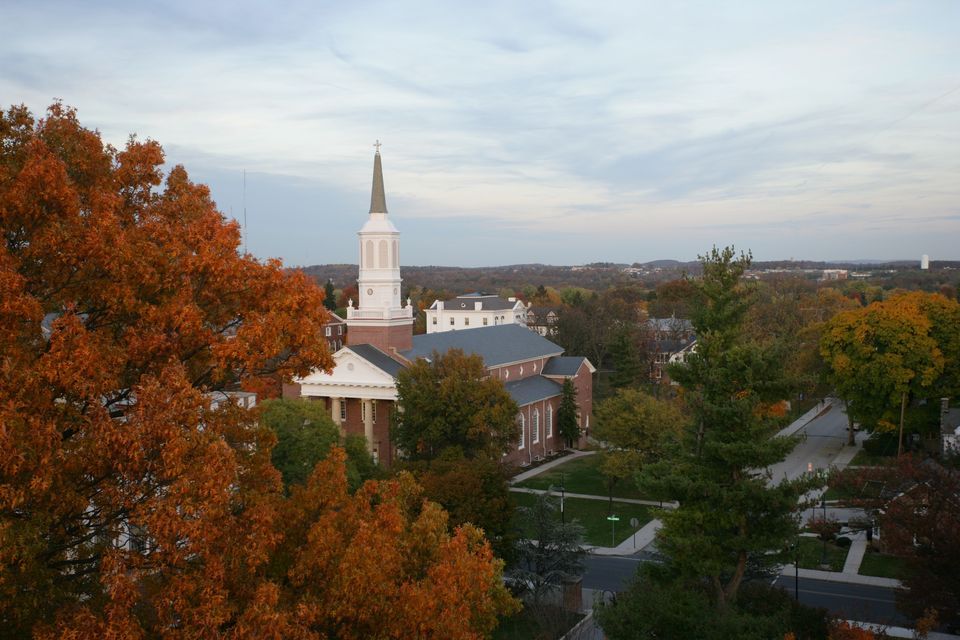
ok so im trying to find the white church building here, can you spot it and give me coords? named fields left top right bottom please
left=283, top=149, right=593, bottom=467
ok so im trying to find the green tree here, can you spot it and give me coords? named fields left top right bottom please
left=556, top=378, right=580, bottom=448
left=409, top=453, right=516, bottom=561
left=392, top=349, right=519, bottom=460
left=260, top=398, right=380, bottom=491
left=639, top=247, right=811, bottom=608
left=820, top=292, right=949, bottom=454
left=507, top=492, right=586, bottom=606
left=391, top=351, right=520, bottom=559
left=323, top=279, right=337, bottom=311
left=593, top=388, right=686, bottom=498
left=595, top=564, right=831, bottom=640
left=608, top=326, right=644, bottom=388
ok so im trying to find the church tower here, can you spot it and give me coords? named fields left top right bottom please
left=345, top=145, right=414, bottom=351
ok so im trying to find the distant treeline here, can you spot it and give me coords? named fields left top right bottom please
left=300, top=260, right=960, bottom=296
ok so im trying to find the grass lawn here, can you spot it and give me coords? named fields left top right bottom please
left=822, top=484, right=855, bottom=502
left=511, top=491, right=657, bottom=548
left=493, top=606, right=584, bottom=640
left=850, top=449, right=895, bottom=467
left=514, top=455, right=658, bottom=501
left=859, top=549, right=908, bottom=580
left=793, top=537, right=848, bottom=572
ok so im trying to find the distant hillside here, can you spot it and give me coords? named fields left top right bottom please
left=301, top=263, right=644, bottom=294
left=300, top=260, right=960, bottom=296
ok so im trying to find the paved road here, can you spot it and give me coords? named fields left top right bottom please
left=582, top=555, right=644, bottom=592
left=584, top=556, right=909, bottom=628
left=773, top=575, right=908, bottom=627
left=768, top=401, right=852, bottom=484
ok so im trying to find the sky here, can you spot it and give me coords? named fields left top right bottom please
left=2, top=1, right=959, bottom=267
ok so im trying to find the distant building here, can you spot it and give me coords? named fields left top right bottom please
left=325, top=311, right=346, bottom=351
left=284, top=149, right=593, bottom=467
left=921, top=254, right=930, bottom=270
left=207, top=390, right=257, bottom=411
left=527, top=306, right=560, bottom=337
left=645, top=317, right=696, bottom=385
left=425, top=293, right=528, bottom=333
left=821, top=269, right=848, bottom=281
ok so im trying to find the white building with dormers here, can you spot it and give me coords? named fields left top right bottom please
left=425, top=293, right=528, bottom=333
left=284, top=148, right=593, bottom=467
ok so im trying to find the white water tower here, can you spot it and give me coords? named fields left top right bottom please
left=921, top=254, right=930, bottom=270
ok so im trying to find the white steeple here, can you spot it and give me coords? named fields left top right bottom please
left=346, top=145, right=413, bottom=351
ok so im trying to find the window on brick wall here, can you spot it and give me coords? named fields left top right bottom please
left=372, top=400, right=377, bottom=422
left=532, top=409, right=540, bottom=444
left=340, top=400, right=346, bottom=422
left=518, top=413, right=525, bottom=449
left=546, top=405, right=553, bottom=438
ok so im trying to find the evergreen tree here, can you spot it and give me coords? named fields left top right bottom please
left=323, top=279, right=337, bottom=311
left=638, top=247, right=813, bottom=608
left=507, top=492, right=586, bottom=606
left=557, top=379, right=580, bottom=448
left=608, top=327, right=643, bottom=388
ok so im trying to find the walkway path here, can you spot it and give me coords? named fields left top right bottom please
left=509, top=486, right=676, bottom=509
left=509, top=449, right=668, bottom=555
left=510, top=449, right=595, bottom=484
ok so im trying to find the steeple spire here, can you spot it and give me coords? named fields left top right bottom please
left=369, top=141, right=388, bottom=214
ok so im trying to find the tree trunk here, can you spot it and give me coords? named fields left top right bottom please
left=712, top=574, right=726, bottom=610
left=695, top=419, right=705, bottom=457
left=897, top=391, right=906, bottom=457
left=724, top=550, right=748, bottom=604
left=843, top=399, right=855, bottom=447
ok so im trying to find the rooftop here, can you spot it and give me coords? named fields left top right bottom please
left=402, top=324, right=563, bottom=367
left=505, top=375, right=562, bottom=406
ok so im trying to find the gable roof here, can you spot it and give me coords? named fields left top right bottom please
left=542, top=356, right=590, bottom=376
left=505, top=375, right=562, bottom=406
left=401, top=324, right=563, bottom=367
left=348, top=343, right=407, bottom=377
left=647, top=317, right=694, bottom=333
left=431, top=294, right=521, bottom=312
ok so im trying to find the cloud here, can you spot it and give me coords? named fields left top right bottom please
left=1, top=0, right=958, bottom=265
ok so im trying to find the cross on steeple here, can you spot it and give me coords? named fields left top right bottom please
left=373, top=139, right=382, bottom=153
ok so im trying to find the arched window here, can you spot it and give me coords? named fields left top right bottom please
left=532, top=409, right=540, bottom=444
left=393, top=240, right=399, bottom=267
left=517, top=413, right=525, bottom=449
left=378, top=240, right=388, bottom=267
left=546, top=405, right=553, bottom=438
left=364, top=240, right=374, bottom=268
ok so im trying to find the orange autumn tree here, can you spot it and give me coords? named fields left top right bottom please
left=0, top=103, right=515, bottom=637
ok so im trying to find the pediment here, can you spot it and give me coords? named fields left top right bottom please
left=297, top=348, right=398, bottom=386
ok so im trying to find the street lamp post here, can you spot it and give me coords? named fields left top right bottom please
left=560, top=472, right=565, bottom=524
left=794, top=536, right=800, bottom=601
left=820, top=497, right=828, bottom=567
left=607, top=515, right=619, bottom=547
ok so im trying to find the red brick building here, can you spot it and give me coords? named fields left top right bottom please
left=284, top=149, right=593, bottom=466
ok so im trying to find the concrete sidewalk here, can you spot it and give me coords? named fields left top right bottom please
left=842, top=533, right=869, bottom=574
left=779, top=564, right=900, bottom=588
left=509, top=486, right=677, bottom=509
left=587, top=518, right=662, bottom=556
left=510, top=449, right=596, bottom=484
left=777, top=397, right=837, bottom=438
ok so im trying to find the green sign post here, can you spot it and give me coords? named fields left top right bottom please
left=607, top=515, right=619, bottom=547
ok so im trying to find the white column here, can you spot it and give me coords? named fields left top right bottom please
left=331, top=397, right=342, bottom=426
left=362, top=398, right=374, bottom=453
